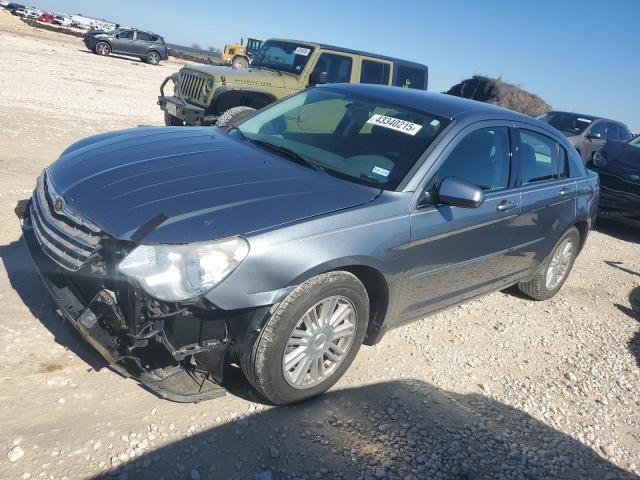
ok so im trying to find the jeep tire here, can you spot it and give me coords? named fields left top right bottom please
left=217, top=106, right=256, bottom=128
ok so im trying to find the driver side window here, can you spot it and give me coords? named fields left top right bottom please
left=436, top=127, right=511, bottom=192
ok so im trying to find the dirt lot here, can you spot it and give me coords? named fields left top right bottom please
left=0, top=11, right=639, bottom=480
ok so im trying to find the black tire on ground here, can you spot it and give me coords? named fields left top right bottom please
left=216, top=106, right=256, bottom=128
left=232, top=56, right=249, bottom=69
left=518, top=226, right=580, bottom=301
left=94, top=41, right=111, bottom=56
left=164, top=111, right=184, bottom=126
left=146, top=51, right=161, bottom=65
left=241, top=271, right=369, bottom=405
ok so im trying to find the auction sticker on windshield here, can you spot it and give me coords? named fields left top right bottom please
left=294, top=47, right=311, bottom=56
left=366, top=114, right=423, bottom=136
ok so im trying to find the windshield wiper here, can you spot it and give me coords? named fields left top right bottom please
left=251, top=139, right=324, bottom=172
left=225, top=124, right=250, bottom=141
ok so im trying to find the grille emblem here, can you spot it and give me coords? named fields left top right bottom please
left=54, top=197, right=63, bottom=213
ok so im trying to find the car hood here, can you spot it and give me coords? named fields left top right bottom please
left=185, top=64, right=296, bottom=89
left=46, top=127, right=379, bottom=244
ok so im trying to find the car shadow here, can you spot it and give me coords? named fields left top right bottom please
left=596, top=218, right=640, bottom=243
left=0, top=237, right=105, bottom=371
left=77, top=49, right=146, bottom=65
left=604, top=260, right=640, bottom=367
left=92, top=380, right=637, bottom=480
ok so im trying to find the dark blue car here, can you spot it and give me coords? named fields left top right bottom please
left=20, top=84, right=599, bottom=404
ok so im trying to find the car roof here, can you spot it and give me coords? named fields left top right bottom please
left=545, top=110, right=627, bottom=126
left=268, top=38, right=428, bottom=70
left=319, top=83, right=543, bottom=124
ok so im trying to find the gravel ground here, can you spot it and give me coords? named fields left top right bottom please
left=0, top=11, right=639, bottom=480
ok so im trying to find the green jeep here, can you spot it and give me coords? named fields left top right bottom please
left=158, top=38, right=429, bottom=127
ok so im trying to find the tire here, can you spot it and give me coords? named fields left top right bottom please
left=518, top=227, right=580, bottom=300
left=146, top=51, right=160, bottom=65
left=241, top=271, right=369, bottom=404
left=216, top=106, right=256, bottom=128
left=232, top=56, right=249, bottom=69
left=164, top=111, right=183, bottom=126
left=94, top=41, right=111, bottom=56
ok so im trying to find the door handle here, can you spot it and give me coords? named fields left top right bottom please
left=559, top=188, right=570, bottom=196
left=496, top=200, right=518, bottom=212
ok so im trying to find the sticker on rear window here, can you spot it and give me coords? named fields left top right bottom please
left=371, top=166, right=391, bottom=177
left=294, top=47, right=311, bottom=56
left=366, top=114, right=423, bottom=136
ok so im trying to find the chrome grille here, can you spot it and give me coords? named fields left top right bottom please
left=179, top=71, right=207, bottom=106
left=30, top=173, right=101, bottom=271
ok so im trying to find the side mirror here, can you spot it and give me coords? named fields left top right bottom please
left=309, top=71, right=328, bottom=86
left=115, top=34, right=120, bottom=39
left=587, top=132, right=602, bottom=140
left=437, top=177, right=485, bottom=208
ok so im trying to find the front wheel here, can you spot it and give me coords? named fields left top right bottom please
left=232, top=56, right=249, bottom=69
left=164, top=111, right=183, bottom=126
left=241, top=271, right=369, bottom=404
left=94, top=41, right=111, bottom=56
left=518, top=227, right=580, bottom=300
left=216, top=106, right=256, bottom=128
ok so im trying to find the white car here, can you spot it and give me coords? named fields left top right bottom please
left=53, top=15, right=72, bottom=27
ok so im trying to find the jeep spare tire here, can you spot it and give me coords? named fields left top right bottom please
left=217, top=106, right=256, bottom=128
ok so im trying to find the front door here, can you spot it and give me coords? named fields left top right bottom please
left=110, top=29, right=135, bottom=54
left=399, top=123, right=527, bottom=322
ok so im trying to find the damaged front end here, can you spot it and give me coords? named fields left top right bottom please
left=19, top=172, right=264, bottom=402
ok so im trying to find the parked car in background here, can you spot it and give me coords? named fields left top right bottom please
left=590, top=135, right=640, bottom=220
left=0, top=1, right=10, bottom=9
left=537, top=111, right=633, bottom=163
left=24, top=7, right=41, bottom=19
left=159, top=38, right=430, bottom=126
left=5, top=3, right=24, bottom=14
left=21, top=84, right=598, bottom=404
left=83, top=28, right=168, bottom=65
left=12, top=5, right=26, bottom=16
left=53, top=14, right=72, bottom=27
left=37, top=12, right=54, bottom=23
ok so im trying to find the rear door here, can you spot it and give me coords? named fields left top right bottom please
left=399, top=122, right=523, bottom=321
left=393, top=64, right=428, bottom=90
left=511, top=124, right=577, bottom=273
left=133, top=31, right=153, bottom=56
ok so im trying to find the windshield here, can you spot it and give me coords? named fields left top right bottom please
left=251, top=40, right=314, bottom=75
left=537, top=112, right=594, bottom=135
left=237, top=88, right=451, bottom=190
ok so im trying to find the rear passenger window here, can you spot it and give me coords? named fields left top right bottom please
left=606, top=122, right=620, bottom=141
left=136, top=32, right=152, bottom=41
left=360, top=60, right=390, bottom=85
left=619, top=125, right=632, bottom=142
left=313, top=53, right=352, bottom=83
left=519, top=130, right=565, bottom=184
left=395, top=66, right=426, bottom=89
left=437, top=127, right=511, bottom=192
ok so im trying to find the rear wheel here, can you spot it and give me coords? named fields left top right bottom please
left=518, top=227, right=580, bottom=300
left=241, top=271, right=369, bottom=404
left=232, top=56, right=249, bottom=69
left=216, top=106, right=256, bottom=128
left=94, top=41, right=111, bottom=56
left=146, top=51, right=161, bottom=65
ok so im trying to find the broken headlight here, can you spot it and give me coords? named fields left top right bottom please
left=118, top=237, right=249, bottom=302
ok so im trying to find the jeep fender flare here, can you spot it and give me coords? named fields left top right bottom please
left=209, top=86, right=277, bottom=116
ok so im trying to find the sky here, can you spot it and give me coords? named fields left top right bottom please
left=32, top=0, right=640, bottom=131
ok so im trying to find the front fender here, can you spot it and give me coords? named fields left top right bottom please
left=210, top=86, right=277, bottom=114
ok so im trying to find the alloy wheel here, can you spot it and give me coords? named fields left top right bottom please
left=545, top=238, right=575, bottom=290
left=282, top=296, right=357, bottom=389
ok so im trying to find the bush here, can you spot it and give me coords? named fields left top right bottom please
left=445, top=75, right=551, bottom=117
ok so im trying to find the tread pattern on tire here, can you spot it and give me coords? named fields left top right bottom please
left=518, top=226, right=580, bottom=301
left=240, top=271, right=368, bottom=404
left=217, top=106, right=256, bottom=128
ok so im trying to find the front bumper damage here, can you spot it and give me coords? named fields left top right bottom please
left=20, top=204, right=266, bottom=402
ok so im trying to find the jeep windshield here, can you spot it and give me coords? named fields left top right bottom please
left=250, top=40, right=315, bottom=75
left=236, top=87, right=450, bottom=190
left=537, top=111, right=595, bottom=135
